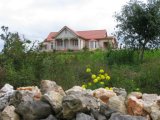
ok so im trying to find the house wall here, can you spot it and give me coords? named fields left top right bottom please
left=88, top=40, right=99, bottom=50
left=79, top=38, right=85, bottom=49
left=41, top=35, right=117, bottom=51
left=56, top=28, right=77, bottom=39
left=41, top=42, right=51, bottom=51
left=98, top=39, right=112, bottom=49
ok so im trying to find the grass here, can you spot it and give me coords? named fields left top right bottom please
left=108, top=50, right=160, bottom=93
left=0, top=49, right=159, bottom=94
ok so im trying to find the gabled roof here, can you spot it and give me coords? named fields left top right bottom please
left=77, top=30, right=107, bottom=40
left=45, top=26, right=107, bottom=42
left=54, top=26, right=79, bottom=39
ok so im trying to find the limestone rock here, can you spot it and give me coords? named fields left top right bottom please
left=62, top=91, right=99, bottom=119
left=41, top=90, right=64, bottom=113
left=157, top=96, right=160, bottom=106
left=40, top=80, right=65, bottom=96
left=65, top=86, right=85, bottom=95
left=142, top=94, right=158, bottom=104
left=15, top=100, right=53, bottom=120
left=0, top=112, right=2, bottom=120
left=17, top=86, right=42, bottom=100
left=127, top=96, right=146, bottom=116
left=150, top=111, right=160, bottom=120
left=142, top=94, right=160, bottom=120
left=40, top=115, right=57, bottom=120
left=113, top=87, right=127, bottom=98
left=0, top=84, right=14, bottom=111
left=128, top=92, right=142, bottom=99
left=9, top=90, right=34, bottom=108
left=93, top=88, right=116, bottom=103
left=76, top=113, right=95, bottom=120
left=1, top=105, right=20, bottom=120
left=143, top=99, right=160, bottom=120
left=0, top=84, right=14, bottom=93
left=108, top=95, right=127, bottom=114
left=99, top=104, right=116, bottom=119
left=109, top=113, right=147, bottom=120
left=90, top=108, right=107, bottom=120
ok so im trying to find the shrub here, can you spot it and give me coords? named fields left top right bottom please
left=81, top=67, right=112, bottom=90
left=105, top=49, right=136, bottom=65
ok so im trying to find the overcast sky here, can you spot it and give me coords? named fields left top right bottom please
left=0, top=0, right=144, bottom=51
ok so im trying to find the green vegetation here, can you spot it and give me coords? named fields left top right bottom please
left=107, top=49, right=160, bottom=93
left=82, top=68, right=112, bottom=90
left=0, top=25, right=159, bottom=93
left=115, top=0, right=160, bottom=62
left=0, top=49, right=160, bottom=94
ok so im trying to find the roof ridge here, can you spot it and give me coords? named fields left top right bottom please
left=77, top=29, right=106, bottom=32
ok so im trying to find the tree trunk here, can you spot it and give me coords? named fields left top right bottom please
left=139, top=47, right=145, bottom=63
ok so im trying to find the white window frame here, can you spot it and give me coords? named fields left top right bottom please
left=89, top=41, right=98, bottom=49
left=51, top=42, right=54, bottom=49
left=72, top=39, right=78, bottom=46
left=57, top=39, right=63, bottom=46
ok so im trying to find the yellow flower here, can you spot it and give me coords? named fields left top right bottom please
left=100, top=82, right=104, bottom=85
left=91, top=74, right=96, bottom=79
left=88, top=82, right=92, bottom=86
left=109, top=87, right=113, bottom=90
left=86, top=68, right=91, bottom=73
left=105, top=87, right=110, bottom=90
left=104, top=73, right=108, bottom=77
left=97, top=76, right=101, bottom=81
left=93, top=79, right=98, bottom=83
left=99, top=69, right=104, bottom=73
left=106, top=76, right=110, bottom=80
left=98, top=74, right=102, bottom=77
left=101, top=75, right=105, bottom=80
left=82, top=84, right=87, bottom=89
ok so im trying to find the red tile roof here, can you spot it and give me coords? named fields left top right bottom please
left=45, top=26, right=107, bottom=42
left=77, top=30, right=107, bottom=40
left=45, top=32, right=57, bottom=41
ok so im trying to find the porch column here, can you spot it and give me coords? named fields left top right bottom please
left=77, top=38, right=80, bottom=50
left=62, top=39, right=64, bottom=50
left=55, top=40, right=57, bottom=50
left=79, top=39, right=81, bottom=49
left=68, top=39, right=70, bottom=49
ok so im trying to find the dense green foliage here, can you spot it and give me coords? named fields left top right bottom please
left=0, top=51, right=105, bottom=88
left=105, top=50, right=136, bottom=65
left=0, top=50, right=160, bottom=94
left=115, top=0, right=160, bottom=61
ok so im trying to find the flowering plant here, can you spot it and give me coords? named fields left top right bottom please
left=82, top=67, right=112, bottom=90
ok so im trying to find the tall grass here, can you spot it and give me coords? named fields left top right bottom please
left=108, top=49, right=160, bottom=93
left=105, top=49, right=137, bottom=65
left=0, top=49, right=159, bottom=93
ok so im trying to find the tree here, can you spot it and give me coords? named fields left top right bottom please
left=115, top=0, right=160, bottom=61
left=0, top=26, right=32, bottom=69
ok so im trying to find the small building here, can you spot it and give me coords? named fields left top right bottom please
left=41, top=26, right=117, bottom=51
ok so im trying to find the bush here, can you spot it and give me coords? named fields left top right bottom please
left=81, top=67, right=112, bottom=90
left=0, top=49, right=159, bottom=94
left=105, top=49, right=136, bottom=65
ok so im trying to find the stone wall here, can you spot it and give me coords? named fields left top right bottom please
left=0, top=80, right=159, bottom=120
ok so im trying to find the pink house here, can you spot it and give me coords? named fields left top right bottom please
left=41, top=26, right=117, bottom=51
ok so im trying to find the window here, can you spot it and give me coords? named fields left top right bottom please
left=89, top=41, right=98, bottom=49
left=72, top=39, right=78, bottom=46
left=51, top=43, right=54, bottom=49
left=57, top=39, right=63, bottom=46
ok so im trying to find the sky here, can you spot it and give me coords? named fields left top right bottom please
left=0, top=0, right=142, bottom=51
